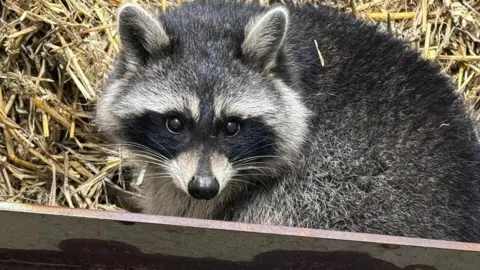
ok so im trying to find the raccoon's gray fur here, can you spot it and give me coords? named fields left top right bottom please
left=96, top=0, right=480, bottom=243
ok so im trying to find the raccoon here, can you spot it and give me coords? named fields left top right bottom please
left=96, top=0, right=480, bottom=242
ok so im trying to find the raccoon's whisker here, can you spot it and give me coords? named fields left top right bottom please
left=231, top=138, right=274, bottom=162
left=141, top=176, right=171, bottom=180
left=234, top=169, right=272, bottom=176
left=121, top=159, right=170, bottom=168
left=233, top=162, right=272, bottom=170
left=105, top=141, right=145, bottom=149
left=125, top=155, right=169, bottom=166
left=233, top=165, right=272, bottom=171
left=226, top=182, right=243, bottom=189
left=229, top=178, right=250, bottom=184
left=123, top=154, right=169, bottom=165
left=109, top=142, right=170, bottom=161
left=232, top=153, right=280, bottom=163
left=232, top=156, right=280, bottom=166
left=149, top=141, right=174, bottom=158
left=233, top=156, right=274, bottom=164
left=229, top=178, right=254, bottom=184
left=140, top=173, right=174, bottom=180
left=122, top=157, right=169, bottom=166
left=140, top=172, right=171, bottom=177
left=235, top=167, right=271, bottom=178
left=234, top=163, right=276, bottom=169
left=120, top=145, right=164, bottom=155
left=124, top=153, right=169, bottom=164
left=141, top=176, right=173, bottom=182
left=230, top=178, right=268, bottom=189
left=229, top=178, right=254, bottom=188
left=105, top=141, right=157, bottom=154
left=120, top=156, right=168, bottom=168
left=122, top=148, right=169, bottom=162
left=232, top=145, right=277, bottom=164
left=234, top=173, right=269, bottom=177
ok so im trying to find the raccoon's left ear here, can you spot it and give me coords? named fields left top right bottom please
left=242, top=6, right=289, bottom=72
left=116, top=3, right=170, bottom=66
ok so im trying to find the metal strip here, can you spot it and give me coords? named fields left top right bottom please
left=0, top=202, right=479, bottom=269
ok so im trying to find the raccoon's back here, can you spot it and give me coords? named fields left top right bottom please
left=228, top=5, right=480, bottom=242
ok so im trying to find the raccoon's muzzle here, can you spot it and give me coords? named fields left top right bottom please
left=188, top=175, right=220, bottom=200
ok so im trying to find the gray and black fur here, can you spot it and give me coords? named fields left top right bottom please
left=96, top=0, right=480, bottom=243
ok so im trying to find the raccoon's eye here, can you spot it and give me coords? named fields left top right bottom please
left=225, top=121, right=240, bottom=136
left=166, top=117, right=185, bottom=134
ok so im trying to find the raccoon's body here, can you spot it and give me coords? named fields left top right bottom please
left=96, top=1, right=480, bottom=242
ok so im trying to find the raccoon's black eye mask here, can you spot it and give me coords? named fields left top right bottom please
left=121, top=109, right=277, bottom=162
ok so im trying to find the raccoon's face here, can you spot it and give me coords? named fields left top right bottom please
left=96, top=3, right=311, bottom=200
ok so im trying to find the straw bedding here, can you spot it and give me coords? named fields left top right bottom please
left=0, top=0, right=479, bottom=211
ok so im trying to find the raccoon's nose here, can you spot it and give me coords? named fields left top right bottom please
left=188, top=176, right=219, bottom=200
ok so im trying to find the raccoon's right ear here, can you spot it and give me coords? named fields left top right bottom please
left=242, top=6, right=289, bottom=72
left=117, top=3, right=170, bottom=66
